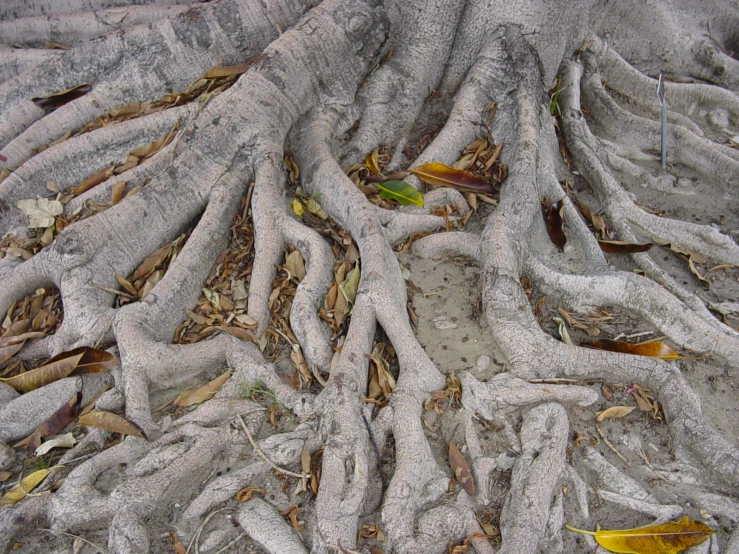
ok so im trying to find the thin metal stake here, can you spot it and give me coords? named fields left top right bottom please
left=656, top=73, right=666, bottom=169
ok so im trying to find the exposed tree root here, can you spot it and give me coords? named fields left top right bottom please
left=1, top=0, right=738, bottom=553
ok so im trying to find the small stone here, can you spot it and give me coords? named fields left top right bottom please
left=495, top=453, right=517, bottom=470
left=433, top=320, right=458, bottom=330
left=476, top=355, right=491, bottom=371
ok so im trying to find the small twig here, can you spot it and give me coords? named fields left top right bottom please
left=594, top=423, right=631, bottom=467
left=90, top=282, right=135, bottom=299
left=311, top=364, right=327, bottom=387
left=40, top=528, right=106, bottom=553
left=185, top=507, right=232, bottom=554
left=236, top=414, right=308, bottom=482
left=272, top=328, right=295, bottom=347
left=637, top=449, right=670, bottom=484
left=213, top=533, right=246, bottom=554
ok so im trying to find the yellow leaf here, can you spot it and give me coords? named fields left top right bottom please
left=595, top=406, right=636, bottom=422
left=174, top=371, right=231, bottom=408
left=291, top=198, right=304, bottom=217
left=0, top=469, right=50, bottom=506
left=365, top=147, right=381, bottom=174
left=410, top=162, right=493, bottom=194
left=78, top=411, right=146, bottom=439
left=304, top=197, right=327, bottom=220
left=565, top=517, right=714, bottom=553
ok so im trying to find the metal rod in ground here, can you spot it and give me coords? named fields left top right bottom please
left=657, top=72, right=666, bottom=169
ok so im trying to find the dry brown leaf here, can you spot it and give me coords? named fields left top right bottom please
left=0, top=472, right=11, bottom=482
left=2, top=351, right=85, bottom=392
left=202, top=60, right=256, bottom=79
left=236, top=487, right=267, bottom=502
left=285, top=250, right=306, bottom=282
left=597, top=240, right=654, bottom=254
left=595, top=405, right=635, bottom=422
left=410, top=162, right=493, bottom=194
left=365, top=147, right=381, bottom=174
left=169, top=532, right=186, bottom=554
left=174, top=371, right=231, bottom=408
left=32, top=83, right=92, bottom=111
left=544, top=199, right=566, bottom=251
left=281, top=505, right=305, bottom=531
left=15, top=392, right=81, bottom=451
left=110, top=181, right=127, bottom=205
left=78, top=411, right=146, bottom=439
left=449, top=441, right=475, bottom=496
left=73, top=165, right=115, bottom=196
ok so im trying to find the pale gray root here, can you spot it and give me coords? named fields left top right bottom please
left=115, top=171, right=246, bottom=434
left=463, top=411, right=497, bottom=506
left=590, top=0, right=739, bottom=90
left=0, top=373, right=111, bottom=441
left=728, top=528, right=739, bottom=554
left=525, top=254, right=739, bottom=363
left=0, top=104, right=194, bottom=237
left=559, top=56, right=737, bottom=328
left=0, top=47, right=63, bottom=85
left=65, top=140, right=177, bottom=211
left=0, top=0, right=309, bottom=166
left=376, top=208, right=453, bottom=246
left=237, top=498, right=308, bottom=554
left=342, top=0, right=466, bottom=166
left=598, top=490, right=684, bottom=521
left=0, top=0, right=193, bottom=20
left=413, top=502, right=495, bottom=554
left=247, top=155, right=333, bottom=369
left=412, top=230, right=480, bottom=260
left=576, top=445, right=656, bottom=502
left=295, top=107, right=472, bottom=553
left=498, top=403, right=568, bottom=554
left=577, top=51, right=739, bottom=192
left=540, top=491, right=564, bottom=554
left=311, top=298, right=382, bottom=549
left=283, top=217, right=334, bottom=370
left=0, top=4, right=195, bottom=47
left=565, top=465, right=590, bottom=520
left=0, top=495, right=47, bottom=550
left=181, top=423, right=320, bottom=523
left=589, top=36, right=739, bottom=133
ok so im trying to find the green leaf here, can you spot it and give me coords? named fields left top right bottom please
left=377, top=180, right=424, bottom=207
left=339, top=261, right=361, bottom=311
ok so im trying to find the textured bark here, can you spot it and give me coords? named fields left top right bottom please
left=0, top=0, right=738, bottom=553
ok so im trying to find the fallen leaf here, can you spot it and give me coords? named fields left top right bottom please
left=72, top=165, right=114, bottom=196
left=0, top=469, right=50, bottom=506
left=169, top=532, right=186, bottom=554
left=174, top=371, right=231, bottom=408
left=339, top=261, right=360, bottom=312
left=544, top=199, right=566, bottom=251
left=0, top=472, right=11, bottom=482
left=110, top=181, right=127, bottom=205
left=31, top=83, right=92, bottom=111
left=0, top=342, right=26, bottom=364
left=16, top=197, right=63, bottom=228
left=376, top=180, right=424, bottom=207
left=281, top=505, right=305, bottom=531
left=291, top=198, right=304, bottom=217
left=285, top=250, right=306, bottom=282
left=2, top=351, right=85, bottom=392
left=235, top=487, right=267, bottom=502
left=365, top=147, right=381, bottom=174
left=15, top=392, right=80, bottom=451
left=301, top=447, right=311, bottom=475
left=597, top=240, right=654, bottom=254
left=78, top=411, right=146, bottom=439
left=0, top=331, right=46, bottom=348
left=687, top=256, right=709, bottom=285
left=449, top=441, right=475, bottom=495
left=34, top=432, right=77, bottom=456
left=410, top=162, right=493, bottom=194
left=564, top=516, right=713, bottom=553
left=595, top=406, right=636, bottom=422
left=583, top=339, right=679, bottom=360
left=304, top=197, right=327, bottom=220
left=63, top=347, right=118, bottom=374
left=202, top=60, right=256, bottom=79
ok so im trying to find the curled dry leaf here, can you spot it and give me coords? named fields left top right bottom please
left=339, top=261, right=361, bottom=312
left=543, top=199, right=566, bottom=251
left=31, top=83, right=92, bottom=111
left=72, top=165, right=114, bottom=196
left=448, top=441, right=475, bottom=496
left=595, top=405, right=636, bottom=422
left=365, top=147, right=381, bottom=174
left=34, top=432, right=77, bottom=456
left=597, top=240, right=654, bottom=254
left=0, top=469, right=50, bottom=506
left=410, top=162, right=493, bottom=194
left=281, top=505, right=305, bottom=531
left=15, top=392, right=81, bottom=452
left=235, top=487, right=267, bottom=502
left=565, top=516, right=713, bottom=554
left=285, top=249, right=306, bottom=282
left=202, top=59, right=256, bottom=79
left=78, top=411, right=146, bottom=439
left=376, top=180, right=424, bottom=207
left=174, top=371, right=231, bottom=408
left=584, top=339, right=679, bottom=360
